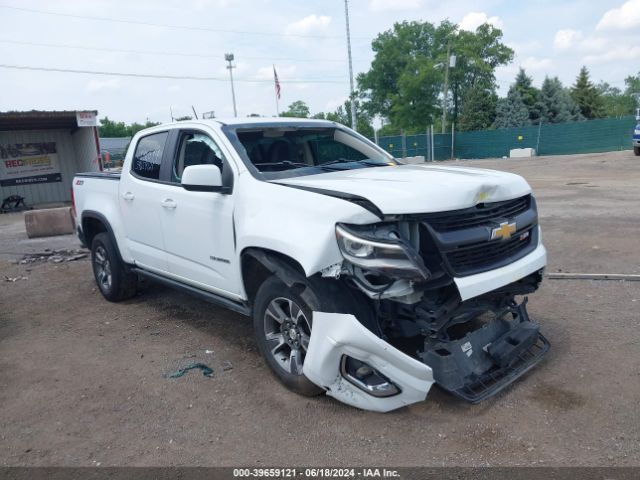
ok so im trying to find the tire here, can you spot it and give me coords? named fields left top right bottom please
left=634, top=147, right=640, bottom=156
left=91, top=232, right=137, bottom=302
left=252, top=275, right=325, bottom=397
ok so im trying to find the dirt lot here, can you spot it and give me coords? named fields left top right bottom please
left=1, top=151, right=639, bottom=467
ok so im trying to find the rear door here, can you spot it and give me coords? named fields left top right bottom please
left=158, top=128, right=241, bottom=297
left=119, top=131, right=171, bottom=272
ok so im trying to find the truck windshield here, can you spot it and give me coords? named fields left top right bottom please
left=233, top=127, right=395, bottom=180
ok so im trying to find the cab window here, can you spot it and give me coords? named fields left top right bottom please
left=132, top=132, right=168, bottom=180
left=172, top=132, right=225, bottom=183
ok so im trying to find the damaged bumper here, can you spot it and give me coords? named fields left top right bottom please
left=304, top=298, right=549, bottom=412
left=454, top=243, right=547, bottom=301
left=303, top=312, right=435, bottom=413
left=420, top=300, right=550, bottom=403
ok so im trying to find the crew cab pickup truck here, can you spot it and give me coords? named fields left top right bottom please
left=73, top=118, right=549, bottom=412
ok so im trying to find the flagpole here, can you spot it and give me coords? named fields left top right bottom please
left=273, top=64, right=280, bottom=116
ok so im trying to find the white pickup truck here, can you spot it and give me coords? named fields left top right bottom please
left=73, top=118, right=549, bottom=412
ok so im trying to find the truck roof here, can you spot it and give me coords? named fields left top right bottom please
left=168, top=117, right=337, bottom=128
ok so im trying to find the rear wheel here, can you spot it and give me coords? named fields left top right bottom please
left=91, top=232, right=137, bottom=302
left=252, top=275, right=324, bottom=396
left=634, top=147, right=640, bottom=156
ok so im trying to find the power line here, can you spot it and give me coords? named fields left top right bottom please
left=0, top=38, right=347, bottom=64
left=0, top=64, right=349, bottom=83
left=0, top=4, right=370, bottom=40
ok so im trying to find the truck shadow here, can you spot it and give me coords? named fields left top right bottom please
left=131, top=279, right=257, bottom=353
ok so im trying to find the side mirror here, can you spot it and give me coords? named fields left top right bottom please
left=181, top=165, right=224, bottom=192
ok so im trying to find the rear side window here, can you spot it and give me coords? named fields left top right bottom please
left=132, top=132, right=168, bottom=180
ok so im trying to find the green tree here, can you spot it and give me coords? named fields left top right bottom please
left=98, top=117, right=129, bottom=137
left=326, top=99, right=375, bottom=138
left=449, top=24, right=514, bottom=124
left=99, top=117, right=161, bottom=137
left=494, top=88, right=530, bottom=128
left=357, top=20, right=513, bottom=132
left=458, top=83, right=497, bottom=131
left=281, top=100, right=310, bottom=118
left=512, top=68, right=540, bottom=122
left=128, top=120, right=160, bottom=136
left=571, top=66, right=605, bottom=119
left=597, top=82, right=637, bottom=117
left=624, top=72, right=640, bottom=99
left=537, top=77, right=583, bottom=123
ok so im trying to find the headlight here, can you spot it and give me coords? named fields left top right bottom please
left=335, top=224, right=429, bottom=279
left=341, top=235, right=375, bottom=258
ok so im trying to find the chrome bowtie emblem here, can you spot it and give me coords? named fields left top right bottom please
left=491, top=221, right=517, bottom=241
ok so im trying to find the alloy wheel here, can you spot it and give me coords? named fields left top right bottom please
left=263, top=297, right=311, bottom=375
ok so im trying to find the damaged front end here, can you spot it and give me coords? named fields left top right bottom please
left=305, top=195, right=550, bottom=411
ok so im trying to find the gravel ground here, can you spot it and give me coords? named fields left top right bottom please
left=0, top=150, right=639, bottom=466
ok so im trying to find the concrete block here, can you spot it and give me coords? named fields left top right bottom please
left=401, top=155, right=426, bottom=164
left=24, top=207, right=75, bottom=238
left=510, top=148, right=536, bottom=158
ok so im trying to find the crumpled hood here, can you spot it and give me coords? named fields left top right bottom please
left=276, top=164, right=532, bottom=215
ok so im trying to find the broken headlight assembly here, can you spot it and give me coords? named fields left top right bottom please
left=335, top=223, right=429, bottom=280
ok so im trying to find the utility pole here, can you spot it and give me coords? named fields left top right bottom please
left=344, top=0, right=357, bottom=131
left=225, top=53, right=238, bottom=117
left=441, top=43, right=450, bottom=134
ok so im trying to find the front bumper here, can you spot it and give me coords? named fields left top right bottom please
left=454, top=243, right=546, bottom=301
left=303, top=312, right=435, bottom=413
left=304, top=294, right=549, bottom=412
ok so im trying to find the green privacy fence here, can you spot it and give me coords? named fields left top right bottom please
left=377, top=116, right=637, bottom=160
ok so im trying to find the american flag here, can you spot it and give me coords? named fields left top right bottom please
left=273, top=65, right=281, bottom=100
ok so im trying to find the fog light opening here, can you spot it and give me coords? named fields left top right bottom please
left=340, top=356, right=400, bottom=398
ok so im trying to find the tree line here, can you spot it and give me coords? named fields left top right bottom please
left=98, top=117, right=161, bottom=137
left=99, top=19, right=640, bottom=138
left=356, top=20, right=639, bottom=134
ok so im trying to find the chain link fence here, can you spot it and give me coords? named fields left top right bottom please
left=376, top=116, right=637, bottom=160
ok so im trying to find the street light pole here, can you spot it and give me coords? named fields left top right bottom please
left=441, top=43, right=450, bottom=134
left=225, top=53, right=238, bottom=117
left=344, top=0, right=357, bottom=131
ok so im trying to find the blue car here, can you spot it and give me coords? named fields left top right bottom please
left=635, top=109, right=640, bottom=156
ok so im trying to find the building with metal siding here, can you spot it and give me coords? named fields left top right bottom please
left=0, top=111, right=101, bottom=207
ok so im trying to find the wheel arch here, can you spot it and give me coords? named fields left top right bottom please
left=240, top=247, right=307, bottom=306
left=81, top=211, right=125, bottom=264
left=240, top=247, right=376, bottom=333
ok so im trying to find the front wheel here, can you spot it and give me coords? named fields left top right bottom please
left=634, top=147, right=640, bottom=156
left=252, top=275, right=324, bottom=397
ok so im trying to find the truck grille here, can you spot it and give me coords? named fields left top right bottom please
left=445, top=226, right=534, bottom=275
left=419, top=195, right=537, bottom=277
left=422, top=195, right=530, bottom=232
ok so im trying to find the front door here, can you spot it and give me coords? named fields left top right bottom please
left=159, top=129, right=240, bottom=297
left=119, top=131, right=170, bottom=272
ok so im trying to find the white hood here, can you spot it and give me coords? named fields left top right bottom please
left=276, top=164, right=531, bottom=215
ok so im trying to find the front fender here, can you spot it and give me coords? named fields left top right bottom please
left=234, top=174, right=379, bottom=277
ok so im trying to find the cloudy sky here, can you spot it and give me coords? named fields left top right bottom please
left=1, top=0, right=638, bottom=123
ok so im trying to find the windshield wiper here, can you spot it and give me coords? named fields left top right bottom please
left=255, top=160, right=313, bottom=170
left=318, top=158, right=388, bottom=169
